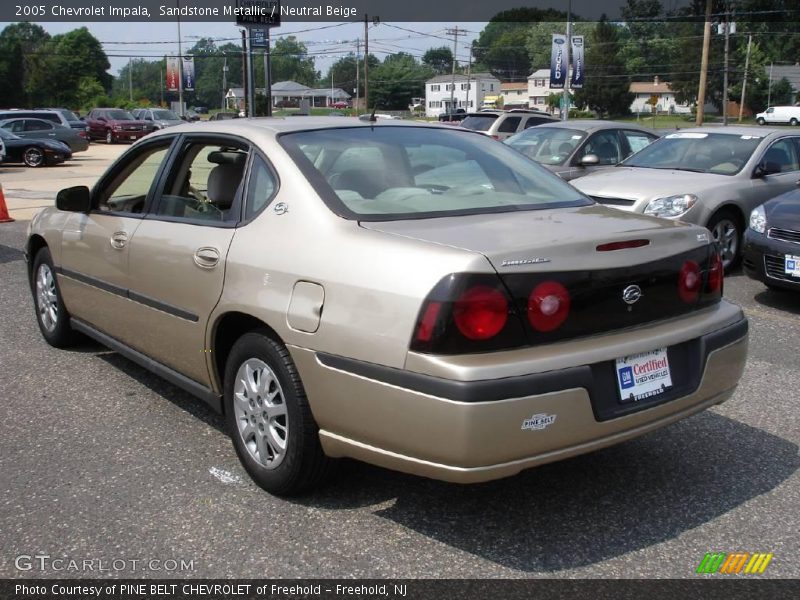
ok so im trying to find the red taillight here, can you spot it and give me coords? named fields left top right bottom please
left=78, top=131, right=87, bottom=138
left=707, top=252, right=723, bottom=294
left=491, top=135, right=500, bottom=140
left=528, top=281, right=570, bottom=332
left=453, top=286, right=508, bottom=340
left=415, top=301, right=442, bottom=343
left=678, top=260, right=701, bottom=303
left=596, top=239, right=650, bottom=252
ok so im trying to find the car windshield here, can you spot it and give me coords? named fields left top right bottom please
left=460, top=114, right=499, bottom=132
left=58, top=109, right=80, bottom=121
left=622, top=132, right=763, bottom=175
left=107, top=110, right=135, bottom=120
left=280, top=125, right=591, bottom=220
left=152, top=110, right=179, bottom=120
left=504, top=127, right=587, bottom=166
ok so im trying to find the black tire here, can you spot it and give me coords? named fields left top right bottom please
left=23, top=146, right=45, bottom=168
left=105, top=130, right=114, bottom=144
left=224, top=331, right=336, bottom=495
left=31, top=248, right=78, bottom=347
left=791, top=118, right=799, bottom=126
left=757, top=117, right=765, bottom=126
left=707, top=208, right=742, bottom=272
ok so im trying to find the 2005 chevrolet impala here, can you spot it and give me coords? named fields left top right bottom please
left=26, top=117, right=748, bottom=495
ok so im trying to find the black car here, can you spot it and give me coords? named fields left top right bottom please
left=743, top=189, right=800, bottom=291
left=0, top=127, right=71, bottom=167
left=0, top=118, right=89, bottom=152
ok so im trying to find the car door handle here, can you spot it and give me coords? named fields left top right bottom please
left=194, top=247, right=220, bottom=268
left=110, top=231, right=128, bottom=249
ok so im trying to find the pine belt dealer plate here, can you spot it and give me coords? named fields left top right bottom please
left=616, top=348, right=673, bottom=403
left=785, top=255, right=800, bottom=278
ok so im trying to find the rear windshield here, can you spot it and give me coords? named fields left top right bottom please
left=460, top=114, right=499, bottom=132
left=56, top=109, right=79, bottom=121
left=279, top=126, right=590, bottom=220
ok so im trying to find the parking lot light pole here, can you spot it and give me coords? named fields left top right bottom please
left=176, top=0, right=184, bottom=117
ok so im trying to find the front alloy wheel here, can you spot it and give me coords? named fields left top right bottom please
left=35, top=262, right=58, bottom=333
left=106, top=130, right=114, bottom=144
left=23, top=147, right=44, bottom=167
left=31, top=248, right=77, bottom=347
left=708, top=210, right=741, bottom=271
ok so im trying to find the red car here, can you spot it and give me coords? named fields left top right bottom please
left=331, top=101, right=349, bottom=109
left=83, top=108, right=151, bottom=144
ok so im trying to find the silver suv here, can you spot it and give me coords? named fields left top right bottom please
left=461, top=109, right=559, bottom=140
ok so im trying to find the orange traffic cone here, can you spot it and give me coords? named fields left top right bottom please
left=0, top=182, right=14, bottom=223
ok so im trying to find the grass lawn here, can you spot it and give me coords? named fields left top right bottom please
left=616, top=114, right=757, bottom=129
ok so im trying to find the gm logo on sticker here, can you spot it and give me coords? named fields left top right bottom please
left=522, top=413, right=557, bottom=431
left=619, top=366, right=635, bottom=389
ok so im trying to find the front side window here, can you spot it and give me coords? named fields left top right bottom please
left=96, top=142, right=172, bottom=214
left=154, top=141, right=249, bottom=223
left=761, top=138, right=800, bottom=172
left=280, top=126, right=590, bottom=220
left=578, top=130, right=623, bottom=165
left=505, top=127, right=586, bottom=166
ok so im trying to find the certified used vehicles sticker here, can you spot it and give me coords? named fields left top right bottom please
left=616, top=348, right=673, bottom=403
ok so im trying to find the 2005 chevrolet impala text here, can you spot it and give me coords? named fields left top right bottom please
left=26, top=117, right=748, bottom=495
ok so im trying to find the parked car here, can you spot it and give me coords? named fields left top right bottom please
left=192, top=106, right=209, bottom=114
left=572, top=127, right=800, bottom=270
left=505, top=120, right=659, bottom=180
left=0, top=135, right=5, bottom=163
left=755, top=106, right=800, bottom=126
left=743, top=189, right=800, bottom=291
left=25, top=118, right=747, bottom=495
left=0, top=127, right=71, bottom=167
left=83, top=108, right=150, bottom=144
left=182, top=109, right=201, bottom=122
left=460, top=109, right=559, bottom=140
left=331, top=101, right=349, bottom=109
left=438, top=107, right=467, bottom=122
left=132, top=108, right=183, bottom=130
left=208, top=111, right=239, bottom=121
left=0, top=118, right=89, bottom=153
left=37, top=107, right=89, bottom=134
left=0, top=109, right=87, bottom=135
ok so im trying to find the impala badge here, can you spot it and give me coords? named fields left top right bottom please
left=622, top=284, right=643, bottom=305
left=501, top=257, right=551, bottom=267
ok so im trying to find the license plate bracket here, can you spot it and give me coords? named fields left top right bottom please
left=784, top=255, right=800, bottom=278
left=615, top=347, right=673, bottom=404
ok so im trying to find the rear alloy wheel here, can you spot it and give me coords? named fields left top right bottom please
left=791, top=118, right=799, bottom=126
left=23, top=147, right=45, bottom=167
left=32, top=248, right=78, bottom=347
left=757, top=117, right=765, bottom=125
left=105, top=130, right=114, bottom=144
left=708, top=209, right=741, bottom=272
left=224, top=332, right=336, bottom=495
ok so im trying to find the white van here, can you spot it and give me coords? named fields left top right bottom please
left=755, top=105, right=800, bottom=125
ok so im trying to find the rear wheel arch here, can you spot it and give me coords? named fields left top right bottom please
left=211, top=312, right=284, bottom=400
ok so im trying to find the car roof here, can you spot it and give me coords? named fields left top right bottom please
left=672, top=125, right=784, bottom=137
left=145, top=116, right=465, bottom=138
left=524, top=119, right=655, bottom=133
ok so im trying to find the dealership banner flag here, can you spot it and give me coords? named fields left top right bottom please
left=549, top=34, right=567, bottom=89
left=166, top=57, right=180, bottom=92
left=571, top=36, right=585, bottom=89
left=182, top=55, right=195, bottom=92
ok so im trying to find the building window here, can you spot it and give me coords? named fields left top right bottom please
left=536, top=97, right=545, bottom=105
left=430, top=84, right=440, bottom=92
left=534, top=79, right=545, bottom=87
left=490, top=84, right=494, bottom=91
left=445, top=84, right=454, bottom=91
left=468, top=100, right=473, bottom=107
left=428, top=100, right=442, bottom=108
left=461, top=83, right=470, bottom=90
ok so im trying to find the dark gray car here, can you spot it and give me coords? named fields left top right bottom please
left=0, top=118, right=89, bottom=153
left=504, top=120, right=659, bottom=181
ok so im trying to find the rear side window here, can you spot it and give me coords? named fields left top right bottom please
left=497, top=117, right=522, bottom=133
left=26, top=120, right=52, bottom=131
left=460, top=115, right=498, bottom=132
left=244, top=155, right=277, bottom=220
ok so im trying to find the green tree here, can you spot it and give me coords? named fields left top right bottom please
left=474, top=8, right=568, bottom=81
left=253, top=36, right=318, bottom=87
left=422, top=47, right=453, bottom=75
left=0, top=23, right=50, bottom=107
left=618, top=0, right=674, bottom=81
left=573, top=17, right=633, bottom=117
left=368, top=53, right=433, bottom=110
left=322, top=53, right=378, bottom=103
left=75, top=76, right=107, bottom=111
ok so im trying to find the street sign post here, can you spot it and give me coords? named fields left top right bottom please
left=235, top=1, right=280, bottom=117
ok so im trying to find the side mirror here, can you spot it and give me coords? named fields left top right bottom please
left=56, top=186, right=91, bottom=213
left=79, top=116, right=85, bottom=121
left=580, top=154, right=600, bottom=166
left=754, top=161, right=781, bottom=177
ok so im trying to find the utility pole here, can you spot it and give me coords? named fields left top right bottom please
left=466, top=44, right=473, bottom=111
left=241, top=29, right=248, bottom=117
left=160, top=68, right=164, bottom=107
left=696, top=0, right=713, bottom=126
left=562, top=0, right=571, bottom=121
left=738, top=34, right=752, bottom=122
left=446, top=26, right=460, bottom=113
left=265, top=28, right=272, bottom=117
left=767, top=61, right=774, bottom=107
left=722, top=4, right=730, bottom=125
left=176, top=0, right=184, bottom=117
left=364, top=15, right=369, bottom=111
left=355, top=38, right=360, bottom=112
left=128, top=57, right=133, bottom=102
left=222, top=54, right=228, bottom=111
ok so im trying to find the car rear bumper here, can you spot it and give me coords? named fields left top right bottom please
left=291, top=302, right=748, bottom=483
left=743, top=229, right=800, bottom=290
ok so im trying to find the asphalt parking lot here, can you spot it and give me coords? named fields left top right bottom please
left=0, top=145, right=798, bottom=580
